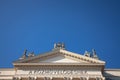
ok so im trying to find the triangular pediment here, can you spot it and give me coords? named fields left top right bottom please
left=14, top=49, right=105, bottom=64
left=39, top=55, right=87, bottom=63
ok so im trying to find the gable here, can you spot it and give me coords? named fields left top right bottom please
left=40, top=56, right=78, bottom=63
left=40, top=55, right=88, bottom=63
left=14, top=49, right=105, bottom=64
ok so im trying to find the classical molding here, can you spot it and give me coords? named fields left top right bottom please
left=13, top=63, right=105, bottom=69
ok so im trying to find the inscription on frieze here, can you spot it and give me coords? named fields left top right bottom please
left=28, top=69, right=88, bottom=75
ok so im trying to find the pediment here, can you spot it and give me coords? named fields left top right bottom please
left=39, top=55, right=88, bottom=63
left=14, top=49, right=105, bottom=64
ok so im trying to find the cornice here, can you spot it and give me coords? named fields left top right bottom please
left=0, top=68, right=15, bottom=71
left=104, top=69, right=120, bottom=71
left=59, top=49, right=105, bottom=64
left=13, top=63, right=105, bottom=67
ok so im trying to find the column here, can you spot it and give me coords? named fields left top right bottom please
left=43, top=77, right=45, bottom=80
left=13, top=77, right=21, bottom=80
left=28, top=77, right=32, bottom=80
left=88, top=77, right=96, bottom=80
left=50, top=77, right=53, bottom=80
left=96, top=77, right=105, bottom=80
left=64, top=77, right=71, bottom=80
left=34, top=76, right=37, bottom=80
left=13, top=77, right=17, bottom=80
left=80, top=77, right=83, bottom=80
left=70, top=77, right=73, bottom=80
left=44, top=77, right=52, bottom=80
left=86, top=77, right=89, bottom=80
left=83, top=77, right=87, bottom=80
left=102, top=77, right=105, bottom=80
left=18, top=77, right=21, bottom=80
left=80, top=77, right=87, bottom=80
left=28, top=77, right=36, bottom=80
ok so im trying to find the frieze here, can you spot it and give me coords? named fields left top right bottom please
left=29, top=70, right=87, bottom=75
left=16, top=69, right=88, bottom=76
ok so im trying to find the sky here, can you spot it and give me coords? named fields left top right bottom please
left=0, top=0, right=120, bottom=68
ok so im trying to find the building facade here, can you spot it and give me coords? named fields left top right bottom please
left=0, top=43, right=120, bottom=80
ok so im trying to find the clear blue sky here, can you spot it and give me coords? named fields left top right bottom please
left=0, top=0, right=120, bottom=68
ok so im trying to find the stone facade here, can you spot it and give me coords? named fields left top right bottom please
left=0, top=43, right=120, bottom=80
